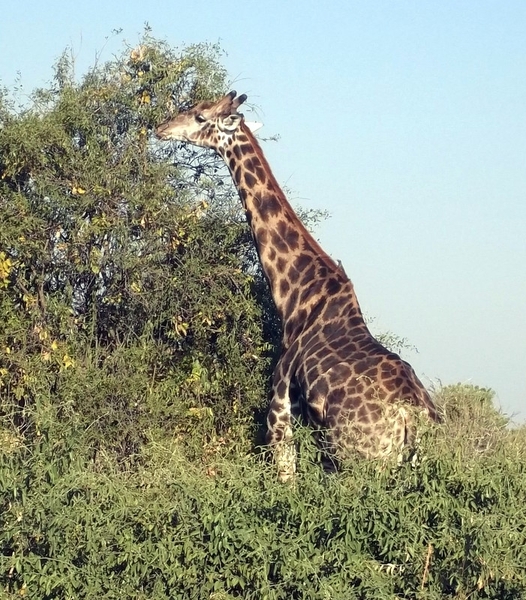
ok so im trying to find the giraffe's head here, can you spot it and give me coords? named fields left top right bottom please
left=155, top=90, right=247, bottom=149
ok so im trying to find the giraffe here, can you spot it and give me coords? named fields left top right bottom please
left=156, top=91, right=439, bottom=482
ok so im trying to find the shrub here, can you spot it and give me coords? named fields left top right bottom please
left=0, top=31, right=273, bottom=465
left=1, top=383, right=525, bottom=599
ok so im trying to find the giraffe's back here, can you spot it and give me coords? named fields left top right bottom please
left=292, top=292, right=438, bottom=460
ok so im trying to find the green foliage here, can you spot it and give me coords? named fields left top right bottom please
left=0, top=32, right=272, bottom=463
left=1, top=385, right=525, bottom=599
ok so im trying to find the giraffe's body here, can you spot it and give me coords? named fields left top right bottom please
left=156, top=91, right=439, bottom=481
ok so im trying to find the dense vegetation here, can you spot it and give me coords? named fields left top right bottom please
left=1, top=32, right=525, bottom=599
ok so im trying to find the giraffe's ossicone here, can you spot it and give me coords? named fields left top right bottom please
left=156, top=91, right=440, bottom=482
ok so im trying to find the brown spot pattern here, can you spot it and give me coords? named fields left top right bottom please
left=157, top=92, right=439, bottom=479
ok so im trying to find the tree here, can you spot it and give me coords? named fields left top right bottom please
left=0, top=31, right=274, bottom=462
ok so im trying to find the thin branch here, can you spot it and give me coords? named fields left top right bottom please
left=421, top=543, right=433, bottom=590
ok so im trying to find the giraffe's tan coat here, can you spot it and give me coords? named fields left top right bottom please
left=156, top=91, right=439, bottom=482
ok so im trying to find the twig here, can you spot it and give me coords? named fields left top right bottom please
left=421, top=543, right=433, bottom=590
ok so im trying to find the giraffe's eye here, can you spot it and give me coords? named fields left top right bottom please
left=195, top=114, right=206, bottom=123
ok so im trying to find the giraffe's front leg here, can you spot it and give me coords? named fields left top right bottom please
left=266, top=354, right=297, bottom=483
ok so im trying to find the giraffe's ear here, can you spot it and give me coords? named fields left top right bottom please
left=219, top=113, right=243, bottom=132
left=245, top=121, right=263, bottom=133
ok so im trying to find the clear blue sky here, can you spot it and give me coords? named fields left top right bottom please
left=2, top=1, right=525, bottom=420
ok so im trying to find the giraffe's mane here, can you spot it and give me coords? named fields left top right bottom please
left=240, top=121, right=342, bottom=274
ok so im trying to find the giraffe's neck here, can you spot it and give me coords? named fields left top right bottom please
left=218, top=123, right=366, bottom=341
